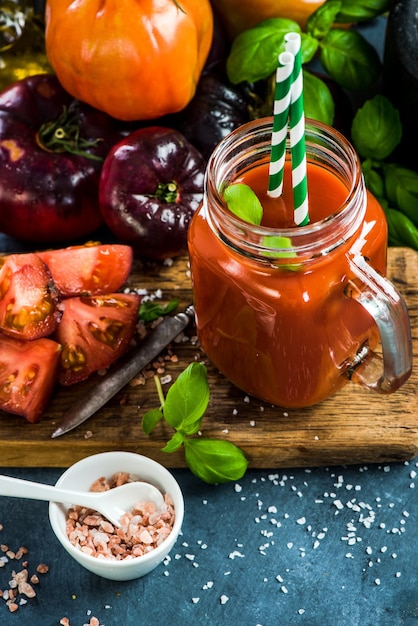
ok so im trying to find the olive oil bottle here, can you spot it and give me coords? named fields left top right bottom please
left=0, top=0, right=51, bottom=91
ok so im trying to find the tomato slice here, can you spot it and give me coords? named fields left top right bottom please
left=0, top=333, right=61, bottom=423
left=0, top=253, right=61, bottom=340
left=36, top=243, right=134, bottom=297
left=55, top=292, right=141, bottom=385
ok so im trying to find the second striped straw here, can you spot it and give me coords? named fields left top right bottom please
left=268, top=32, right=309, bottom=227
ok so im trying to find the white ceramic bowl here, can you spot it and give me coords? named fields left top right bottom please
left=48, top=451, right=184, bottom=581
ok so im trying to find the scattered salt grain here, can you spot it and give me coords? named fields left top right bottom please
left=229, top=550, right=245, bottom=559
left=220, top=594, right=229, bottom=604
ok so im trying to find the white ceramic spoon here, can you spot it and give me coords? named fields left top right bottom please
left=0, top=475, right=165, bottom=528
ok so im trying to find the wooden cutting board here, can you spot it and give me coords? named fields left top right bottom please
left=1, top=247, right=417, bottom=469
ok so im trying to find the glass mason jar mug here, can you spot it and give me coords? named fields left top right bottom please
left=187, top=118, right=413, bottom=408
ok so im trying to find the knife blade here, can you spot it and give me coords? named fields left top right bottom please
left=51, top=304, right=195, bottom=438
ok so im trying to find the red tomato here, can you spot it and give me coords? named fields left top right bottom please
left=45, top=0, right=214, bottom=121
left=0, top=253, right=61, bottom=340
left=0, top=333, right=61, bottom=423
left=55, top=293, right=141, bottom=385
left=211, top=0, right=325, bottom=39
left=36, top=243, right=134, bottom=297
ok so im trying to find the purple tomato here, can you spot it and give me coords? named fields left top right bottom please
left=99, top=127, right=206, bottom=259
left=0, top=74, right=133, bottom=243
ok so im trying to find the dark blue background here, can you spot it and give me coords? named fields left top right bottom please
left=0, top=462, right=417, bottom=626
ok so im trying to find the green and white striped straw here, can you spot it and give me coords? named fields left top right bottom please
left=285, top=32, right=309, bottom=226
left=267, top=51, right=294, bottom=198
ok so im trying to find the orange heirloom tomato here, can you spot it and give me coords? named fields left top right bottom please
left=211, top=0, right=325, bottom=39
left=44, top=0, right=214, bottom=121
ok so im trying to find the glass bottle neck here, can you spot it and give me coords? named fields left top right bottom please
left=204, top=118, right=367, bottom=266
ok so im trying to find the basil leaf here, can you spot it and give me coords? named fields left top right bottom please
left=261, top=235, right=300, bottom=270
left=226, top=18, right=300, bottom=84
left=226, top=18, right=317, bottom=85
left=303, top=70, right=335, bottom=126
left=306, top=0, right=342, bottom=39
left=335, top=0, right=391, bottom=22
left=383, top=163, right=418, bottom=227
left=163, top=362, right=209, bottom=433
left=139, top=298, right=179, bottom=323
left=183, top=438, right=248, bottom=484
left=383, top=205, right=418, bottom=250
left=362, top=161, right=385, bottom=199
left=299, top=33, right=319, bottom=64
left=319, top=29, right=381, bottom=91
left=142, top=408, right=163, bottom=435
left=162, top=431, right=186, bottom=453
left=351, top=95, right=402, bottom=160
left=223, top=183, right=263, bottom=225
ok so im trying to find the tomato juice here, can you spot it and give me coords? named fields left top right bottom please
left=188, top=148, right=388, bottom=408
left=240, top=160, right=350, bottom=228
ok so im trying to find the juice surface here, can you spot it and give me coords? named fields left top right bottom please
left=188, top=160, right=388, bottom=408
left=238, top=159, right=350, bottom=227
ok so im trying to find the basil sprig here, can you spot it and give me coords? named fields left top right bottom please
left=226, top=0, right=389, bottom=126
left=139, top=298, right=179, bottom=323
left=142, top=362, right=248, bottom=484
left=351, top=94, right=418, bottom=250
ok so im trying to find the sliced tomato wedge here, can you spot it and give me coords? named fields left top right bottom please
left=36, top=242, right=134, bottom=297
left=55, top=292, right=141, bottom=385
left=0, top=333, right=61, bottom=423
left=0, top=253, right=61, bottom=340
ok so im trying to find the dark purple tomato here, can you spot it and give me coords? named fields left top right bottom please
left=172, top=71, right=251, bottom=161
left=99, top=127, right=206, bottom=260
left=0, top=73, right=134, bottom=243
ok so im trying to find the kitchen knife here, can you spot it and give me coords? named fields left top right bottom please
left=51, top=304, right=195, bottom=438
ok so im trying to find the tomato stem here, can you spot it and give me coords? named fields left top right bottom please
left=36, top=104, right=103, bottom=160
left=152, top=181, right=179, bottom=203
left=154, top=375, right=166, bottom=409
left=172, top=1, right=186, bottom=14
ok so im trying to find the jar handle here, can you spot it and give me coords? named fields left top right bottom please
left=346, top=253, right=412, bottom=393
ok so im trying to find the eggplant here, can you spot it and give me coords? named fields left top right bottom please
left=172, top=71, right=251, bottom=161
